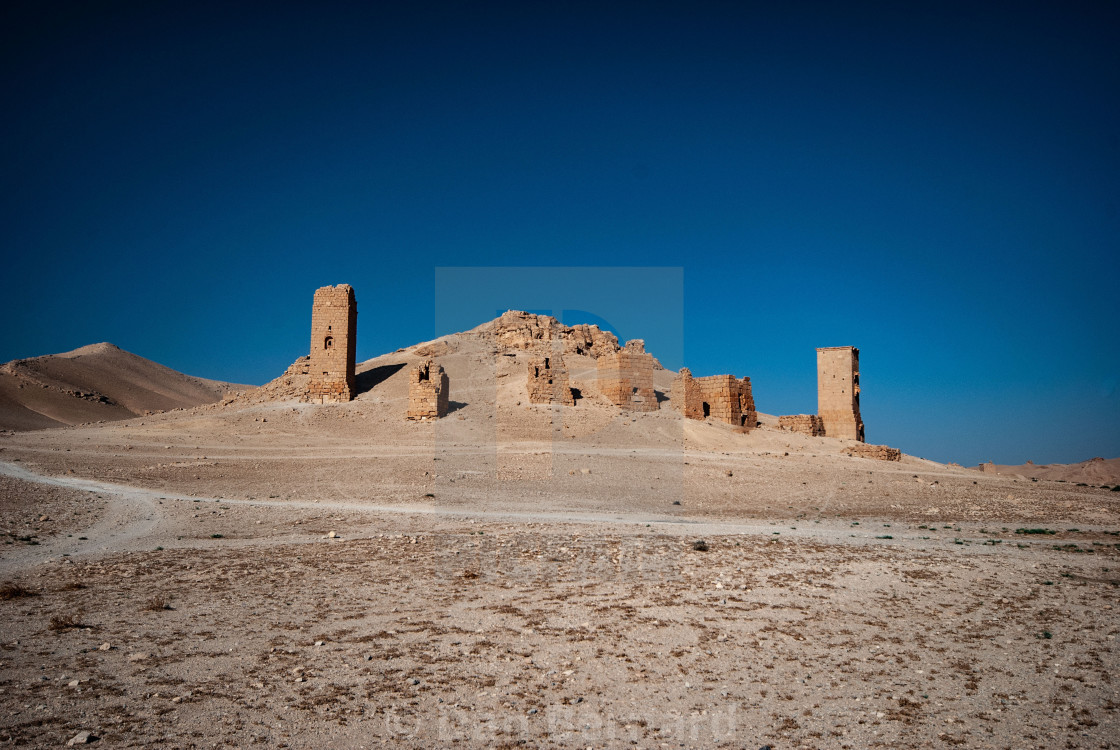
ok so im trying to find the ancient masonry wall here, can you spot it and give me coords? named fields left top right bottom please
left=845, top=443, right=901, bottom=461
left=303, top=285, right=357, bottom=404
left=671, top=369, right=756, bottom=428
left=778, top=414, right=825, bottom=437
left=817, top=346, right=864, bottom=442
left=407, top=360, right=449, bottom=419
left=597, top=341, right=657, bottom=412
left=527, top=356, right=575, bottom=405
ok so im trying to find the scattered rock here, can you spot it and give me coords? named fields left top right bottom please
left=126, top=652, right=150, bottom=662
left=66, top=730, right=94, bottom=745
left=98, top=643, right=111, bottom=651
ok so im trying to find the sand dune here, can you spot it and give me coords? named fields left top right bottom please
left=0, top=343, right=250, bottom=431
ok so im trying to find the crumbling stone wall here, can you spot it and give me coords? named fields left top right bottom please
left=671, top=368, right=704, bottom=418
left=407, top=360, right=449, bottom=419
left=303, top=285, right=357, bottom=404
left=527, top=356, right=575, bottom=405
left=488, top=311, right=620, bottom=357
left=671, top=368, right=756, bottom=428
left=845, top=443, right=900, bottom=461
left=597, top=342, right=657, bottom=412
left=778, top=414, right=825, bottom=437
left=817, top=346, right=864, bottom=441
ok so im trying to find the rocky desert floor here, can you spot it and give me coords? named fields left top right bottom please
left=0, top=336, right=1117, bottom=748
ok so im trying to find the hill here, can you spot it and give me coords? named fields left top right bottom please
left=972, top=456, right=1120, bottom=487
left=0, top=343, right=249, bottom=431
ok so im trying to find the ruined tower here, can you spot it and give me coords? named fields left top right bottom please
left=597, top=340, right=657, bottom=412
left=408, top=360, right=449, bottom=419
left=817, top=346, right=864, bottom=441
left=527, top=356, right=575, bottom=405
left=672, top=369, right=757, bottom=428
left=304, top=285, right=357, bottom=404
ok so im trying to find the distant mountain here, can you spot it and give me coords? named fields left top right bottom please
left=0, top=343, right=250, bottom=431
left=972, top=457, right=1120, bottom=487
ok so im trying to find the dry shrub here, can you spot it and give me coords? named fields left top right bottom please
left=461, top=570, right=479, bottom=579
left=0, top=581, right=37, bottom=600
left=144, top=596, right=173, bottom=612
left=49, top=612, right=86, bottom=632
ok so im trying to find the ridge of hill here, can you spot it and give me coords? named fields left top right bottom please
left=972, top=457, right=1120, bottom=487
left=0, top=343, right=250, bottom=431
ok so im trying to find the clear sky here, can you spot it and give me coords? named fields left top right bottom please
left=2, top=1, right=1117, bottom=466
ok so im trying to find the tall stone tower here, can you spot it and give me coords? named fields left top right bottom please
left=817, top=346, right=864, bottom=441
left=304, top=284, right=357, bottom=403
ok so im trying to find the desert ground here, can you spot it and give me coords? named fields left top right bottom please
left=1, top=319, right=1117, bottom=748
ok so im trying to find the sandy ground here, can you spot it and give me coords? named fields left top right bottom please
left=0, top=329, right=1117, bottom=748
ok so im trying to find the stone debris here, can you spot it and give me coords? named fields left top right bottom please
left=845, top=443, right=902, bottom=461
left=486, top=310, right=620, bottom=357
left=67, top=731, right=93, bottom=745
left=778, top=414, right=825, bottom=437
left=407, top=360, right=449, bottom=419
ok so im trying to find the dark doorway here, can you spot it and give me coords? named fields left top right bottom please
left=702, top=402, right=710, bottom=418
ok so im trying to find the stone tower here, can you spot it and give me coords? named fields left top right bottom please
left=304, top=285, right=357, bottom=403
left=817, top=346, right=864, bottom=441
left=597, top=340, right=658, bottom=412
left=407, top=360, right=449, bottom=419
left=527, top=356, right=575, bottom=405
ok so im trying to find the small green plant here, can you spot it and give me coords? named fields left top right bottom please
left=692, top=540, right=709, bottom=551
left=210, top=533, right=223, bottom=539
left=1015, top=528, right=1056, bottom=535
left=1039, top=630, right=1052, bottom=639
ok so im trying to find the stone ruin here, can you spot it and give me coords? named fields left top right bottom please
left=407, top=360, right=449, bottom=420
left=597, top=340, right=658, bottom=412
left=488, top=310, right=620, bottom=357
left=845, top=443, right=901, bottom=461
left=526, top=356, right=575, bottom=405
left=817, top=346, right=864, bottom=442
left=778, top=414, right=825, bottom=437
left=303, top=285, right=357, bottom=404
left=671, top=368, right=757, bottom=428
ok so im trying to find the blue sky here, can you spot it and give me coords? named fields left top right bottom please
left=2, top=1, right=1117, bottom=465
